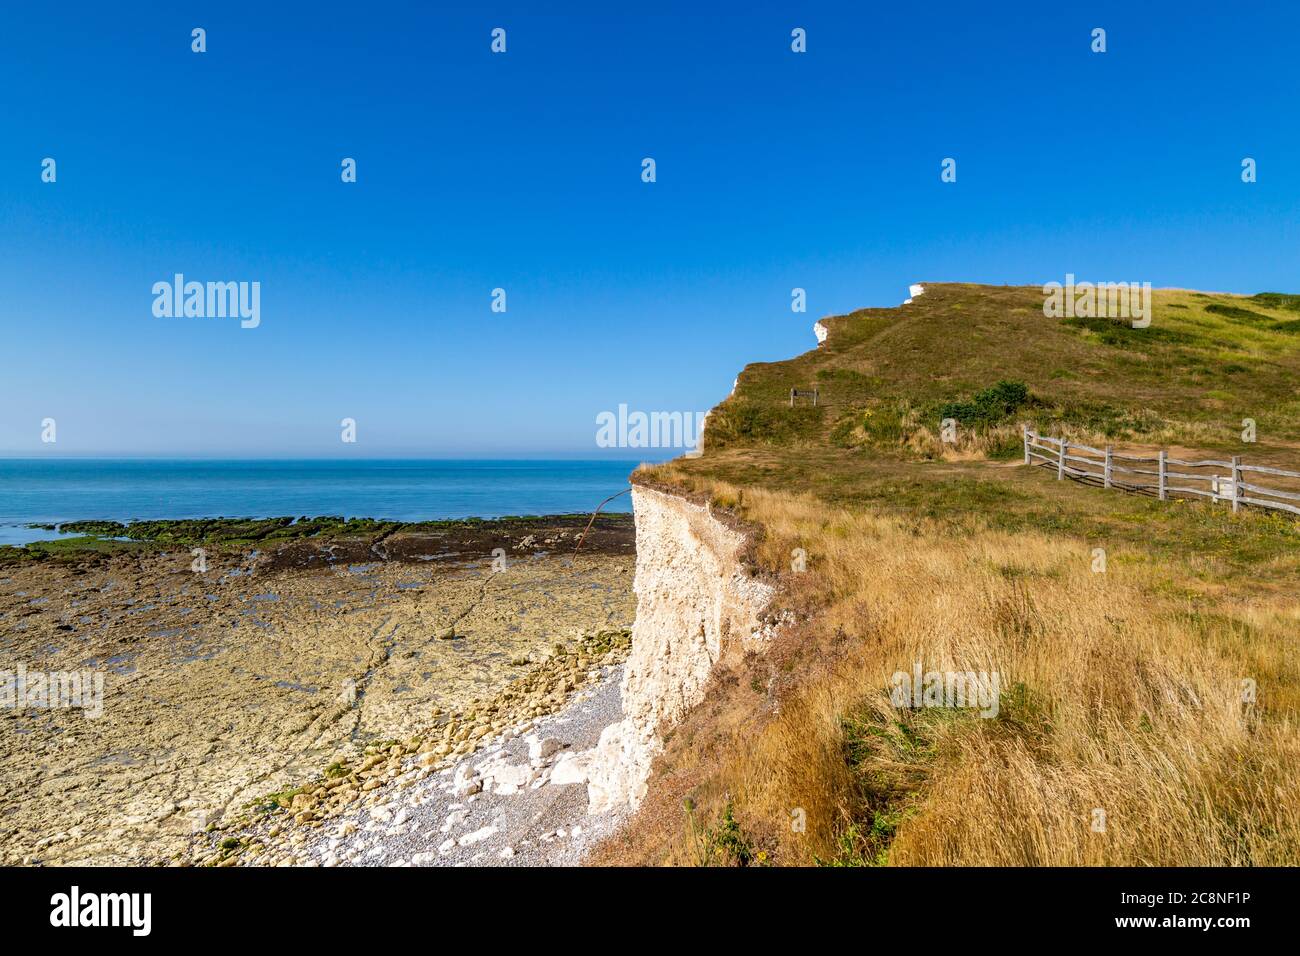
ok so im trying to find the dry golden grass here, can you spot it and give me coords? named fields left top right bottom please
left=612, top=282, right=1300, bottom=866
left=669, top=478, right=1300, bottom=866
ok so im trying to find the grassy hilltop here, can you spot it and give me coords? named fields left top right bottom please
left=709, top=282, right=1300, bottom=461
left=607, top=283, right=1300, bottom=867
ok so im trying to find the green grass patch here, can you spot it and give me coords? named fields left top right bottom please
left=1251, top=293, right=1300, bottom=313
left=704, top=400, right=825, bottom=450
left=1205, top=303, right=1273, bottom=323
left=1064, top=315, right=1198, bottom=348
left=822, top=702, right=978, bottom=866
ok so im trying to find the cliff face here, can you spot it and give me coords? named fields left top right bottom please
left=587, top=485, right=774, bottom=814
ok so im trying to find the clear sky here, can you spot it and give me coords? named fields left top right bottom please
left=2, top=1, right=1297, bottom=457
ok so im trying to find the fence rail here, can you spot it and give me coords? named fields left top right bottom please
left=1022, top=428, right=1300, bottom=517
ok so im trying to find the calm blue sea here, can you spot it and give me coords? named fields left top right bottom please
left=0, top=460, right=640, bottom=546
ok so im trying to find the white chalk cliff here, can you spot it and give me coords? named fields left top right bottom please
left=586, top=485, right=775, bottom=814
left=588, top=285, right=933, bottom=815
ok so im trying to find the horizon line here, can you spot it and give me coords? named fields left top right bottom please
left=0, top=455, right=667, bottom=462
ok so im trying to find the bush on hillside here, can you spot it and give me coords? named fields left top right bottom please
left=938, top=380, right=1030, bottom=429
left=1251, top=292, right=1300, bottom=313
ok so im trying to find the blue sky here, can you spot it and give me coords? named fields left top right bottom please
left=2, top=1, right=1297, bottom=457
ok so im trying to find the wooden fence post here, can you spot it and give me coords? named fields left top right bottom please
left=788, top=388, right=795, bottom=408
left=1232, top=456, right=1242, bottom=514
left=1025, top=435, right=1299, bottom=517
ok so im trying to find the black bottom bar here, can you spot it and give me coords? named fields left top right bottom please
left=0, top=866, right=1280, bottom=941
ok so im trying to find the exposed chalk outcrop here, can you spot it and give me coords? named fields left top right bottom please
left=586, top=486, right=775, bottom=814
left=813, top=320, right=829, bottom=345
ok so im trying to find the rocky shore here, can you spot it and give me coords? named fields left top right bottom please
left=0, top=516, right=635, bottom=866
left=197, top=633, right=632, bottom=867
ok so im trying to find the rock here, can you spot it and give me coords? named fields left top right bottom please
left=451, top=765, right=481, bottom=798
left=586, top=720, right=653, bottom=815
left=527, top=736, right=564, bottom=763
left=481, top=759, right=535, bottom=792
left=457, top=825, right=497, bottom=847
left=549, top=750, right=594, bottom=787
left=498, top=846, right=515, bottom=859
left=438, top=838, right=456, bottom=855
left=440, top=809, right=468, bottom=834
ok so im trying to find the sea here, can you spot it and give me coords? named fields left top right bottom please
left=0, top=459, right=645, bottom=546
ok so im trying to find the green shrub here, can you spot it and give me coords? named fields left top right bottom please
left=686, top=799, right=763, bottom=866
left=938, top=380, right=1030, bottom=428
left=1205, top=303, right=1272, bottom=323
left=703, top=803, right=758, bottom=866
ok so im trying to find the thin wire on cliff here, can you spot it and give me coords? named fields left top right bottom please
left=573, top=488, right=631, bottom=555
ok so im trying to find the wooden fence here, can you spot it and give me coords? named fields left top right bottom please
left=1021, top=427, right=1300, bottom=517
